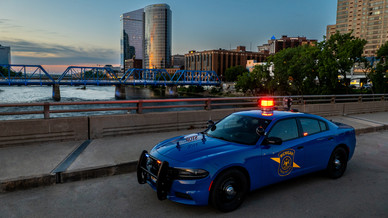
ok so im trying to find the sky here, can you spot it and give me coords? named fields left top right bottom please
left=0, top=0, right=337, bottom=72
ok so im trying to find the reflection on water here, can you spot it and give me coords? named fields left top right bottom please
left=0, top=86, right=116, bottom=103
left=0, top=85, right=177, bottom=103
left=0, top=85, right=203, bottom=120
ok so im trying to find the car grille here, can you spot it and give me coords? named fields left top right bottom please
left=145, top=155, right=160, bottom=178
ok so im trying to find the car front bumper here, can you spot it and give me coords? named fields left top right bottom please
left=137, top=150, right=211, bottom=206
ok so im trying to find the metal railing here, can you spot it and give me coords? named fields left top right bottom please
left=0, top=94, right=387, bottom=119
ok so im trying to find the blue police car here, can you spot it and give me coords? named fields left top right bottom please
left=137, top=99, right=356, bottom=212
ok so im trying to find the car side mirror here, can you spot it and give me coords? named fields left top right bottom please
left=264, top=137, right=283, bottom=145
left=256, top=127, right=265, bottom=136
left=207, top=120, right=215, bottom=128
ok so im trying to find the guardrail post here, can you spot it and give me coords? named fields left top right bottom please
left=137, top=100, right=143, bottom=114
left=358, top=96, right=362, bottom=102
left=205, top=98, right=211, bottom=110
left=382, top=96, right=385, bottom=101
left=44, top=102, right=50, bottom=119
left=331, top=96, right=336, bottom=104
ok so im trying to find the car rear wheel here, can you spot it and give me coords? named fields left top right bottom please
left=327, top=147, right=348, bottom=179
left=210, top=169, right=248, bottom=212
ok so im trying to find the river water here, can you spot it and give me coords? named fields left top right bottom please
left=0, top=86, right=202, bottom=120
left=0, top=86, right=117, bottom=103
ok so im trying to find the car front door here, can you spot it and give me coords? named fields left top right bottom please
left=260, top=118, right=306, bottom=186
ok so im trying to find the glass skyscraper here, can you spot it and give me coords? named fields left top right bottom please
left=144, top=4, right=172, bottom=69
left=120, top=8, right=144, bottom=70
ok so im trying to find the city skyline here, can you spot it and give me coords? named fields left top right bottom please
left=0, top=0, right=337, bottom=72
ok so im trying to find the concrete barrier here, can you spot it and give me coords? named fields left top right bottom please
left=1, top=101, right=387, bottom=145
left=0, top=117, right=88, bottom=148
left=89, top=108, right=251, bottom=139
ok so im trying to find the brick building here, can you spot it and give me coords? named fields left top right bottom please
left=258, top=35, right=317, bottom=54
left=184, top=46, right=268, bottom=79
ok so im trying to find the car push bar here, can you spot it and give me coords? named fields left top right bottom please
left=137, top=150, right=171, bottom=200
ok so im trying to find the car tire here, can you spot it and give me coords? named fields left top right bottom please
left=327, top=147, right=348, bottom=179
left=210, top=169, right=248, bottom=212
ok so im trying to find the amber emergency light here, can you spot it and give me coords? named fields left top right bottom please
left=260, top=98, right=274, bottom=116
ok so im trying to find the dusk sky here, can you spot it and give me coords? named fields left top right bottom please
left=0, top=0, right=337, bottom=72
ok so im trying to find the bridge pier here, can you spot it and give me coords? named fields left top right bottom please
left=115, top=85, right=127, bottom=99
left=52, top=84, right=61, bottom=101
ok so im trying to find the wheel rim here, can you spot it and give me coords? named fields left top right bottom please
left=334, top=155, right=342, bottom=169
left=218, top=177, right=240, bottom=203
left=334, top=151, right=346, bottom=171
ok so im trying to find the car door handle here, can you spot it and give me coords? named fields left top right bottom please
left=328, top=137, right=334, bottom=140
left=297, top=146, right=304, bottom=150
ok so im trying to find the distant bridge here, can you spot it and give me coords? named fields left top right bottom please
left=0, top=65, right=220, bottom=100
left=0, top=65, right=220, bottom=86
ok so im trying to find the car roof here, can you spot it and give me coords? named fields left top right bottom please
left=233, top=110, right=323, bottom=121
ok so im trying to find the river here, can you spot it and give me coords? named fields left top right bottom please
left=0, top=86, right=165, bottom=103
left=0, top=85, right=205, bottom=120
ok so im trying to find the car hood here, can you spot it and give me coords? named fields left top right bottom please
left=151, top=133, right=243, bottom=162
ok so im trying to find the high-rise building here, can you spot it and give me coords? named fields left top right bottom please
left=121, top=8, right=144, bottom=71
left=0, top=45, right=11, bottom=65
left=327, top=0, right=388, bottom=56
left=121, top=4, right=172, bottom=70
left=144, top=4, right=172, bottom=69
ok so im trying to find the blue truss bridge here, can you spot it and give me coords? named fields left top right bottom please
left=0, top=65, right=220, bottom=86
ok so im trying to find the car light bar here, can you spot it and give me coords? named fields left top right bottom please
left=260, top=99, right=274, bottom=107
left=260, top=98, right=275, bottom=116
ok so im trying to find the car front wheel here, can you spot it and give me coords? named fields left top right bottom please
left=210, top=169, right=248, bottom=212
left=327, top=147, right=348, bottom=179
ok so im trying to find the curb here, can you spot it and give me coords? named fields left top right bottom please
left=1, top=125, right=387, bottom=193
left=1, top=161, right=137, bottom=193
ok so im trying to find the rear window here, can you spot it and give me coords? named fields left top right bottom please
left=299, top=118, right=327, bottom=136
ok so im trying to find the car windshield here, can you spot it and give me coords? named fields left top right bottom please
left=206, top=114, right=271, bottom=145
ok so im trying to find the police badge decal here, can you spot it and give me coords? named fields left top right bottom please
left=271, top=149, right=300, bottom=176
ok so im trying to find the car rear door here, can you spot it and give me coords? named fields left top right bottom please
left=297, top=117, right=335, bottom=171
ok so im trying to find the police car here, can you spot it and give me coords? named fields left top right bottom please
left=137, top=99, right=356, bottom=212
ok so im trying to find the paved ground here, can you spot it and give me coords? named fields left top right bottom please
left=0, top=112, right=388, bottom=190
left=0, top=130, right=387, bottom=217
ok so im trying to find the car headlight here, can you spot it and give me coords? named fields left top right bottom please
left=171, top=168, right=209, bottom=180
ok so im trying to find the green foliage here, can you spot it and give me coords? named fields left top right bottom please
left=267, top=45, right=320, bottom=95
left=224, top=65, right=248, bottom=82
left=370, top=41, right=388, bottom=93
left=317, top=31, right=367, bottom=93
left=235, top=32, right=369, bottom=95
left=84, top=70, right=105, bottom=79
left=0, top=66, right=21, bottom=77
left=235, top=64, right=272, bottom=94
left=210, top=86, right=222, bottom=95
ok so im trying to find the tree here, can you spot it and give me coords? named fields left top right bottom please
left=224, top=65, right=248, bottom=82
left=0, top=66, right=21, bottom=77
left=317, top=32, right=367, bottom=94
left=370, top=41, right=388, bottom=93
left=268, top=45, right=320, bottom=95
left=235, top=64, right=272, bottom=94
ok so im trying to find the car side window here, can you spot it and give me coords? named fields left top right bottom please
left=299, top=118, right=328, bottom=136
left=267, top=119, right=299, bottom=141
left=319, top=121, right=328, bottom=131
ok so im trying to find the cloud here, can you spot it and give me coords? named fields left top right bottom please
left=0, top=39, right=119, bottom=65
left=0, top=18, right=23, bottom=29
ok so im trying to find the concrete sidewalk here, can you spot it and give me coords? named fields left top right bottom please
left=1, top=111, right=388, bottom=192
